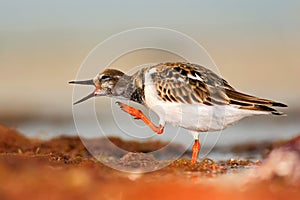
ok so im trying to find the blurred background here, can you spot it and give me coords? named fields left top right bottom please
left=0, top=0, right=299, bottom=147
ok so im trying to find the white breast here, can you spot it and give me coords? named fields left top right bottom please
left=144, top=69, right=269, bottom=132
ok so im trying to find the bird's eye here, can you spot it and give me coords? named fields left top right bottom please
left=101, top=75, right=110, bottom=81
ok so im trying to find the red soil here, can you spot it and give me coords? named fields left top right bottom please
left=0, top=124, right=299, bottom=200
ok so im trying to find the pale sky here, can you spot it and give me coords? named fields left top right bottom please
left=0, top=0, right=299, bottom=118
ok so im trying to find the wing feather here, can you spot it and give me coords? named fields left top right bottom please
left=147, top=62, right=287, bottom=115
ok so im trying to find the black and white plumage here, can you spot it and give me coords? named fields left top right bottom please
left=69, top=62, right=287, bottom=163
left=142, top=63, right=286, bottom=131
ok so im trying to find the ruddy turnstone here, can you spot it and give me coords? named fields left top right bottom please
left=69, top=62, right=287, bottom=163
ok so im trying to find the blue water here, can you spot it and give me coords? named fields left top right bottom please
left=8, top=110, right=299, bottom=161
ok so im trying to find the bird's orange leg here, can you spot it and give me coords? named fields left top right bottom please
left=116, top=102, right=164, bottom=134
left=191, top=139, right=200, bottom=164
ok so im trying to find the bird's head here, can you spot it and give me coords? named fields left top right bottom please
left=69, top=69, right=126, bottom=105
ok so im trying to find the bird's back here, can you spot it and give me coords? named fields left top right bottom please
left=144, top=62, right=287, bottom=115
left=141, top=62, right=287, bottom=131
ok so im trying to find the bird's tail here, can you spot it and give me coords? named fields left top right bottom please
left=225, top=89, right=287, bottom=115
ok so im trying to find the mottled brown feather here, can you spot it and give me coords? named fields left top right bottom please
left=147, top=62, right=287, bottom=115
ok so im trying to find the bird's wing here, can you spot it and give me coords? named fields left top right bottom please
left=150, top=62, right=232, bottom=105
left=149, top=62, right=287, bottom=114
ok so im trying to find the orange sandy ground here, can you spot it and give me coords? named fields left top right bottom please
left=0, top=124, right=299, bottom=200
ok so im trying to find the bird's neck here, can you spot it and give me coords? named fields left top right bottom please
left=112, top=72, right=145, bottom=104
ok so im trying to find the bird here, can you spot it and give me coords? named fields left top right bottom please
left=69, top=62, right=287, bottom=163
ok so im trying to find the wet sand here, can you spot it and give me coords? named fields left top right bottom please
left=0, top=124, right=299, bottom=200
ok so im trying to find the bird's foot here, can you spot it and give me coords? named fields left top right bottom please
left=191, top=139, right=200, bottom=164
left=116, top=101, right=164, bottom=134
left=152, top=125, right=164, bottom=134
left=116, top=101, right=143, bottom=119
